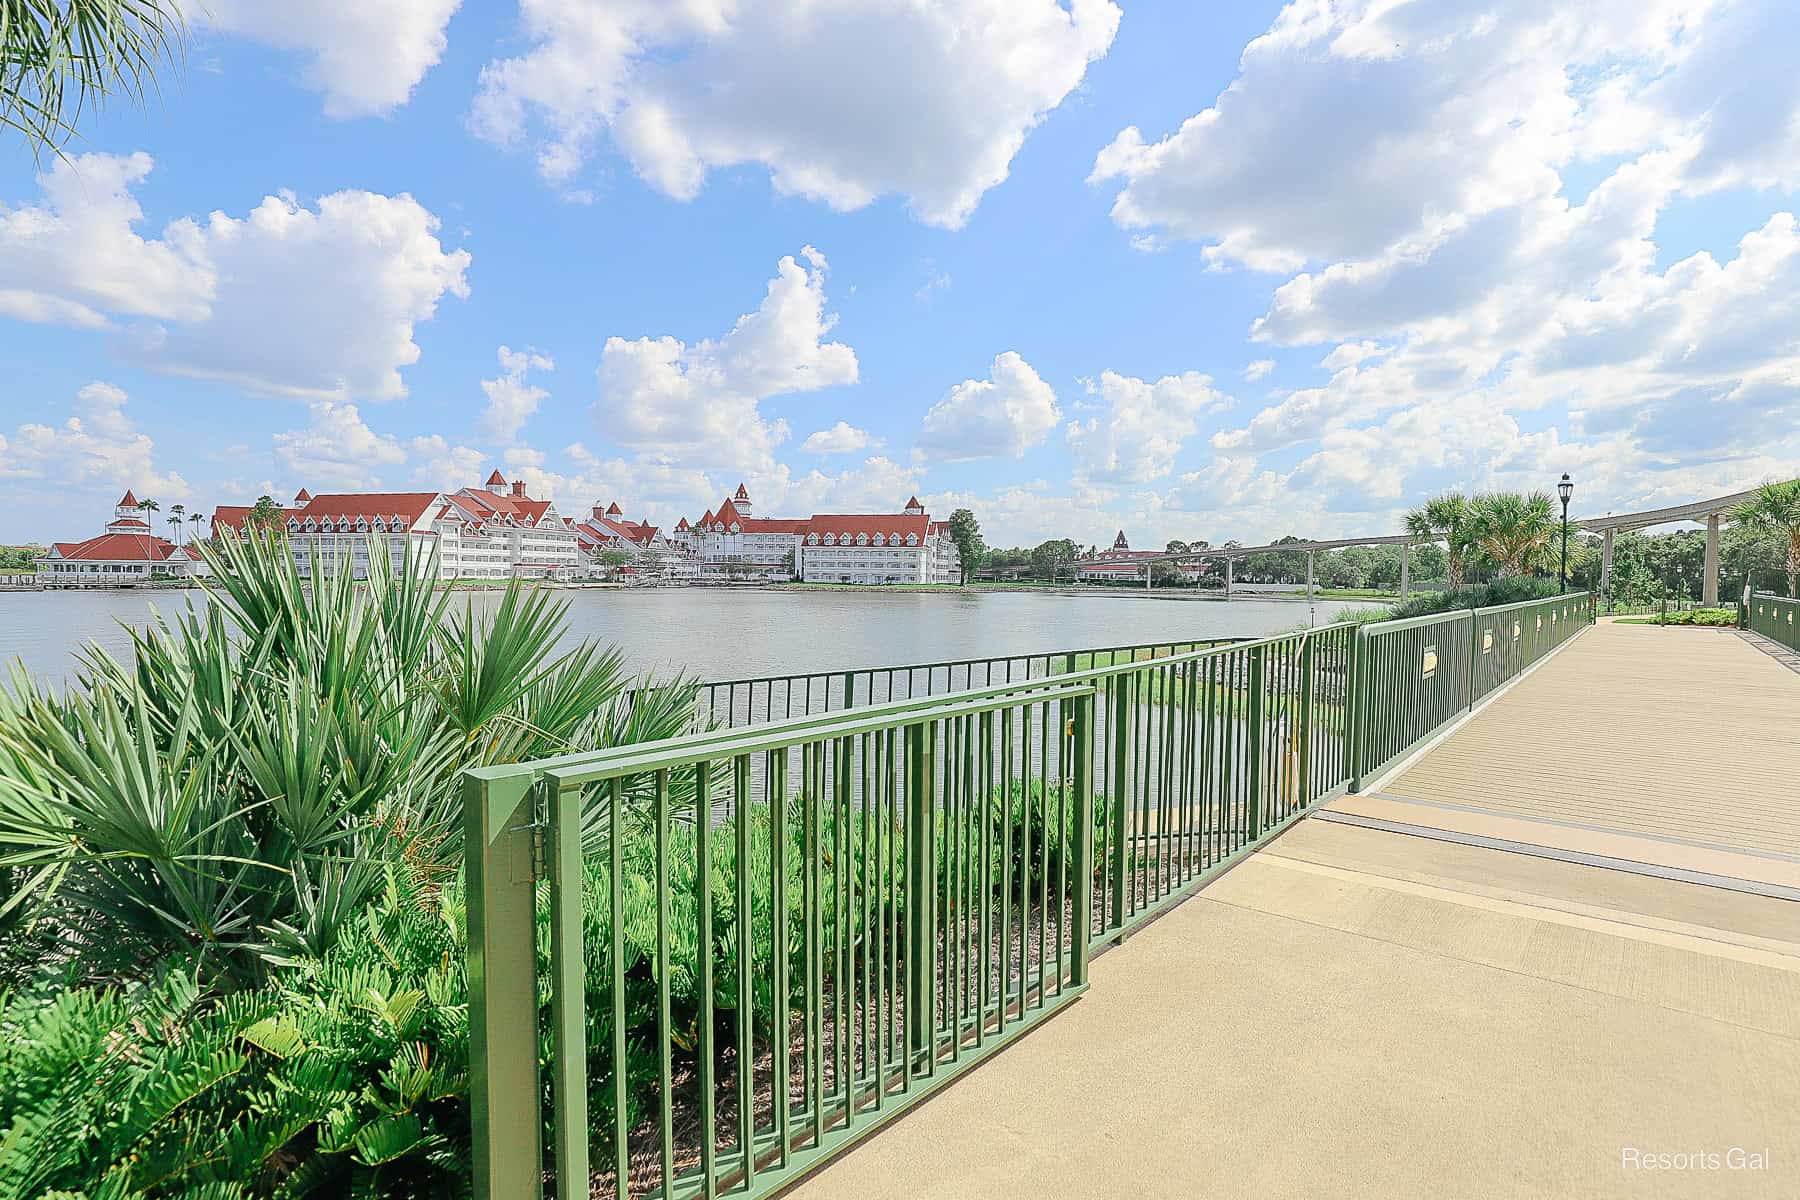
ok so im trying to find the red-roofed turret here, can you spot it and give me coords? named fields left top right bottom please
left=294, top=488, right=312, bottom=503
left=486, top=469, right=506, bottom=488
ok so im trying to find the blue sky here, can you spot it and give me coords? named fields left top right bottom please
left=2, top=0, right=1797, bottom=549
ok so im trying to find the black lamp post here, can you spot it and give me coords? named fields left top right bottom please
left=1557, top=473, right=1574, bottom=594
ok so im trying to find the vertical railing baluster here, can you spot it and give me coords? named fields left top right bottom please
left=732, top=755, right=754, bottom=1189
left=771, top=749, right=790, bottom=1166
left=695, top=762, right=717, bottom=1196
left=654, top=769, right=674, bottom=1192
left=609, top=777, right=629, bottom=1195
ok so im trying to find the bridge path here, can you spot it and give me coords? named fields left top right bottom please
left=786, top=620, right=1800, bottom=1199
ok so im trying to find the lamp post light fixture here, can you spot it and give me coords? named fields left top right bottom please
left=1557, top=473, right=1574, bottom=594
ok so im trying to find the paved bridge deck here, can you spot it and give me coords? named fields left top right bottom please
left=788, top=620, right=1800, bottom=1199
left=1331, top=620, right=1800, bottom=892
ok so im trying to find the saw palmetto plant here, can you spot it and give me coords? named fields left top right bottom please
left=0, top=529, right=699, bottom=989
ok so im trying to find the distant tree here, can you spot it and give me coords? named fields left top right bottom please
left=2, top=0, right=184, bottom=156
left=189, top=510, right=205, bottom=542
left=1730, top=479, right=1800, bottom=597
left=1029, top=538, right=1079, bottom=584
left=246, top=495, right=284, bottom=532
left=946, top=508, right=984, bottom=585
left=167, top=502, right=185, bottom=544
left=1165, top=539, right=1190, bottom=555
left=1406, top=493, right=1476, bottom=588
left=1469, top=492, right=1556, bottom=577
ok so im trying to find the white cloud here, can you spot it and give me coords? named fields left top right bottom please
left=917, top=352, right=1060, bottom=462
left=1096, top=1, right=1800, bottom=530
left=408, top=434, right=488, bottom=490
left=0, top=153, right=471, bottom=401
left=0, top=381, right=188, bottom=500
left=595, top=246, right=856, bottom=472
left=1242, top=359, right=1274, bottom=382
left=800, top=421, right=874, bottom=455
left=274, top=400, right=406, bottom=490
left=1091, top=0, right=1711, bottom=273
left=471, top=0, right=1120, bottom=227
left=478, top=346, right=555, bottom=443
left=1066, top=370, right=1226, bottom=483
left=0, top=153, right=208, bottom=328
left=202, top=0, right=460, bottom=117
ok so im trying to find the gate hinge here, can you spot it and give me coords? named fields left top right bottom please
left=510, top=820, right=550, bottom=882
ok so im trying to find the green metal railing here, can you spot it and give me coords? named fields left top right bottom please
left=685, top=637, right=1234, bottom=729
left=463, top=625, right=1359, bottom=1199
left=1351, top=592, right=1592, bottom=789
left=1747, top=592, right=1800, bottom=651
left=462, top=597, right=1586, bottom=1199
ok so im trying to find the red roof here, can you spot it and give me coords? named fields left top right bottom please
left=453, top=486, right=553, bottom=526
left=294, top=488, right=312, bottom=503
left=606, top=501, right=623, bottom=516
left=107, top=518, right=150, bottom=529
left=804, top=513, right=931, bottom=540
left=734, top=483, right=750, bottom=499
left=118, top=489, right=138, bottom=507
left=486, top=470, right=506, bottom=486
left=290, top=492, right=441, bottom=525
left=674, top=517, right=690, bottom=531
left=905, top=495, right=922, bottom=508
left=44, top=531, right=186, bottom=563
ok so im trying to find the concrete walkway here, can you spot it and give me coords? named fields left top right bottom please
left=787, top=820, right=1800, bottom=1199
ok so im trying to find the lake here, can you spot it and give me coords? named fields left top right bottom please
left=0, top=586, right=1366, bottom=688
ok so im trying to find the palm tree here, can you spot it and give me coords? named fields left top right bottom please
left=1730, top=479, right=1800, bottom=598
left=1405, top=493, right=1475, bottom=588
left=167, top=502, right=184, bottom=544
left=134, top=496, right=158, bottom=527
left=1469, top=491, right=1556, bottom=577
left=2, top=0, right=184, bottom=157
left=188, top=510, right=204, bottom=543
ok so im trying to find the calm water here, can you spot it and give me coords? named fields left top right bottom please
left=0, top=587, right=1362, bottom=688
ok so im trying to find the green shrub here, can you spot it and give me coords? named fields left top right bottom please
left=0, top=531, right=698, bottom=991
left=1646, top=607, right=1739, bottom=627
left=0, top=871, right=470, bottom=1200
left=1386, top=576, right=1562, bottom=620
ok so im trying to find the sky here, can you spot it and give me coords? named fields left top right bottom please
left=1, top=0, right=1797, bottom=551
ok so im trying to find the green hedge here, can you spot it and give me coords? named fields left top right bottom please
left=1385, top=576, right=1563, bottom=620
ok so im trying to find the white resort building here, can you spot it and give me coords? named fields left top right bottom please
left=210, top=471, right=581, bottom=580
left=678, top=485, right=961, bottom=584
left=573, top=503, right=697, bottom=581
left=36, top=491, right=209, bottom=585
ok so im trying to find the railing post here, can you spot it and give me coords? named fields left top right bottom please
left=904, top=721, right=934, bottom=1068
left=549, top=781, right=590, bottom=1192
left=1346, top=629, right=1365, bottom=793
left=1107, top=680, right=1130, bottom=930
left=1467, top=610, right=1480, bottom=712
left=464, top=770, right=544, bottom=1200
left=1298, top=635, right=1315, bottom=805
left=1246, top=642, right=1264, bottom=839
left=1069, top=692, right=1096, bottom=987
